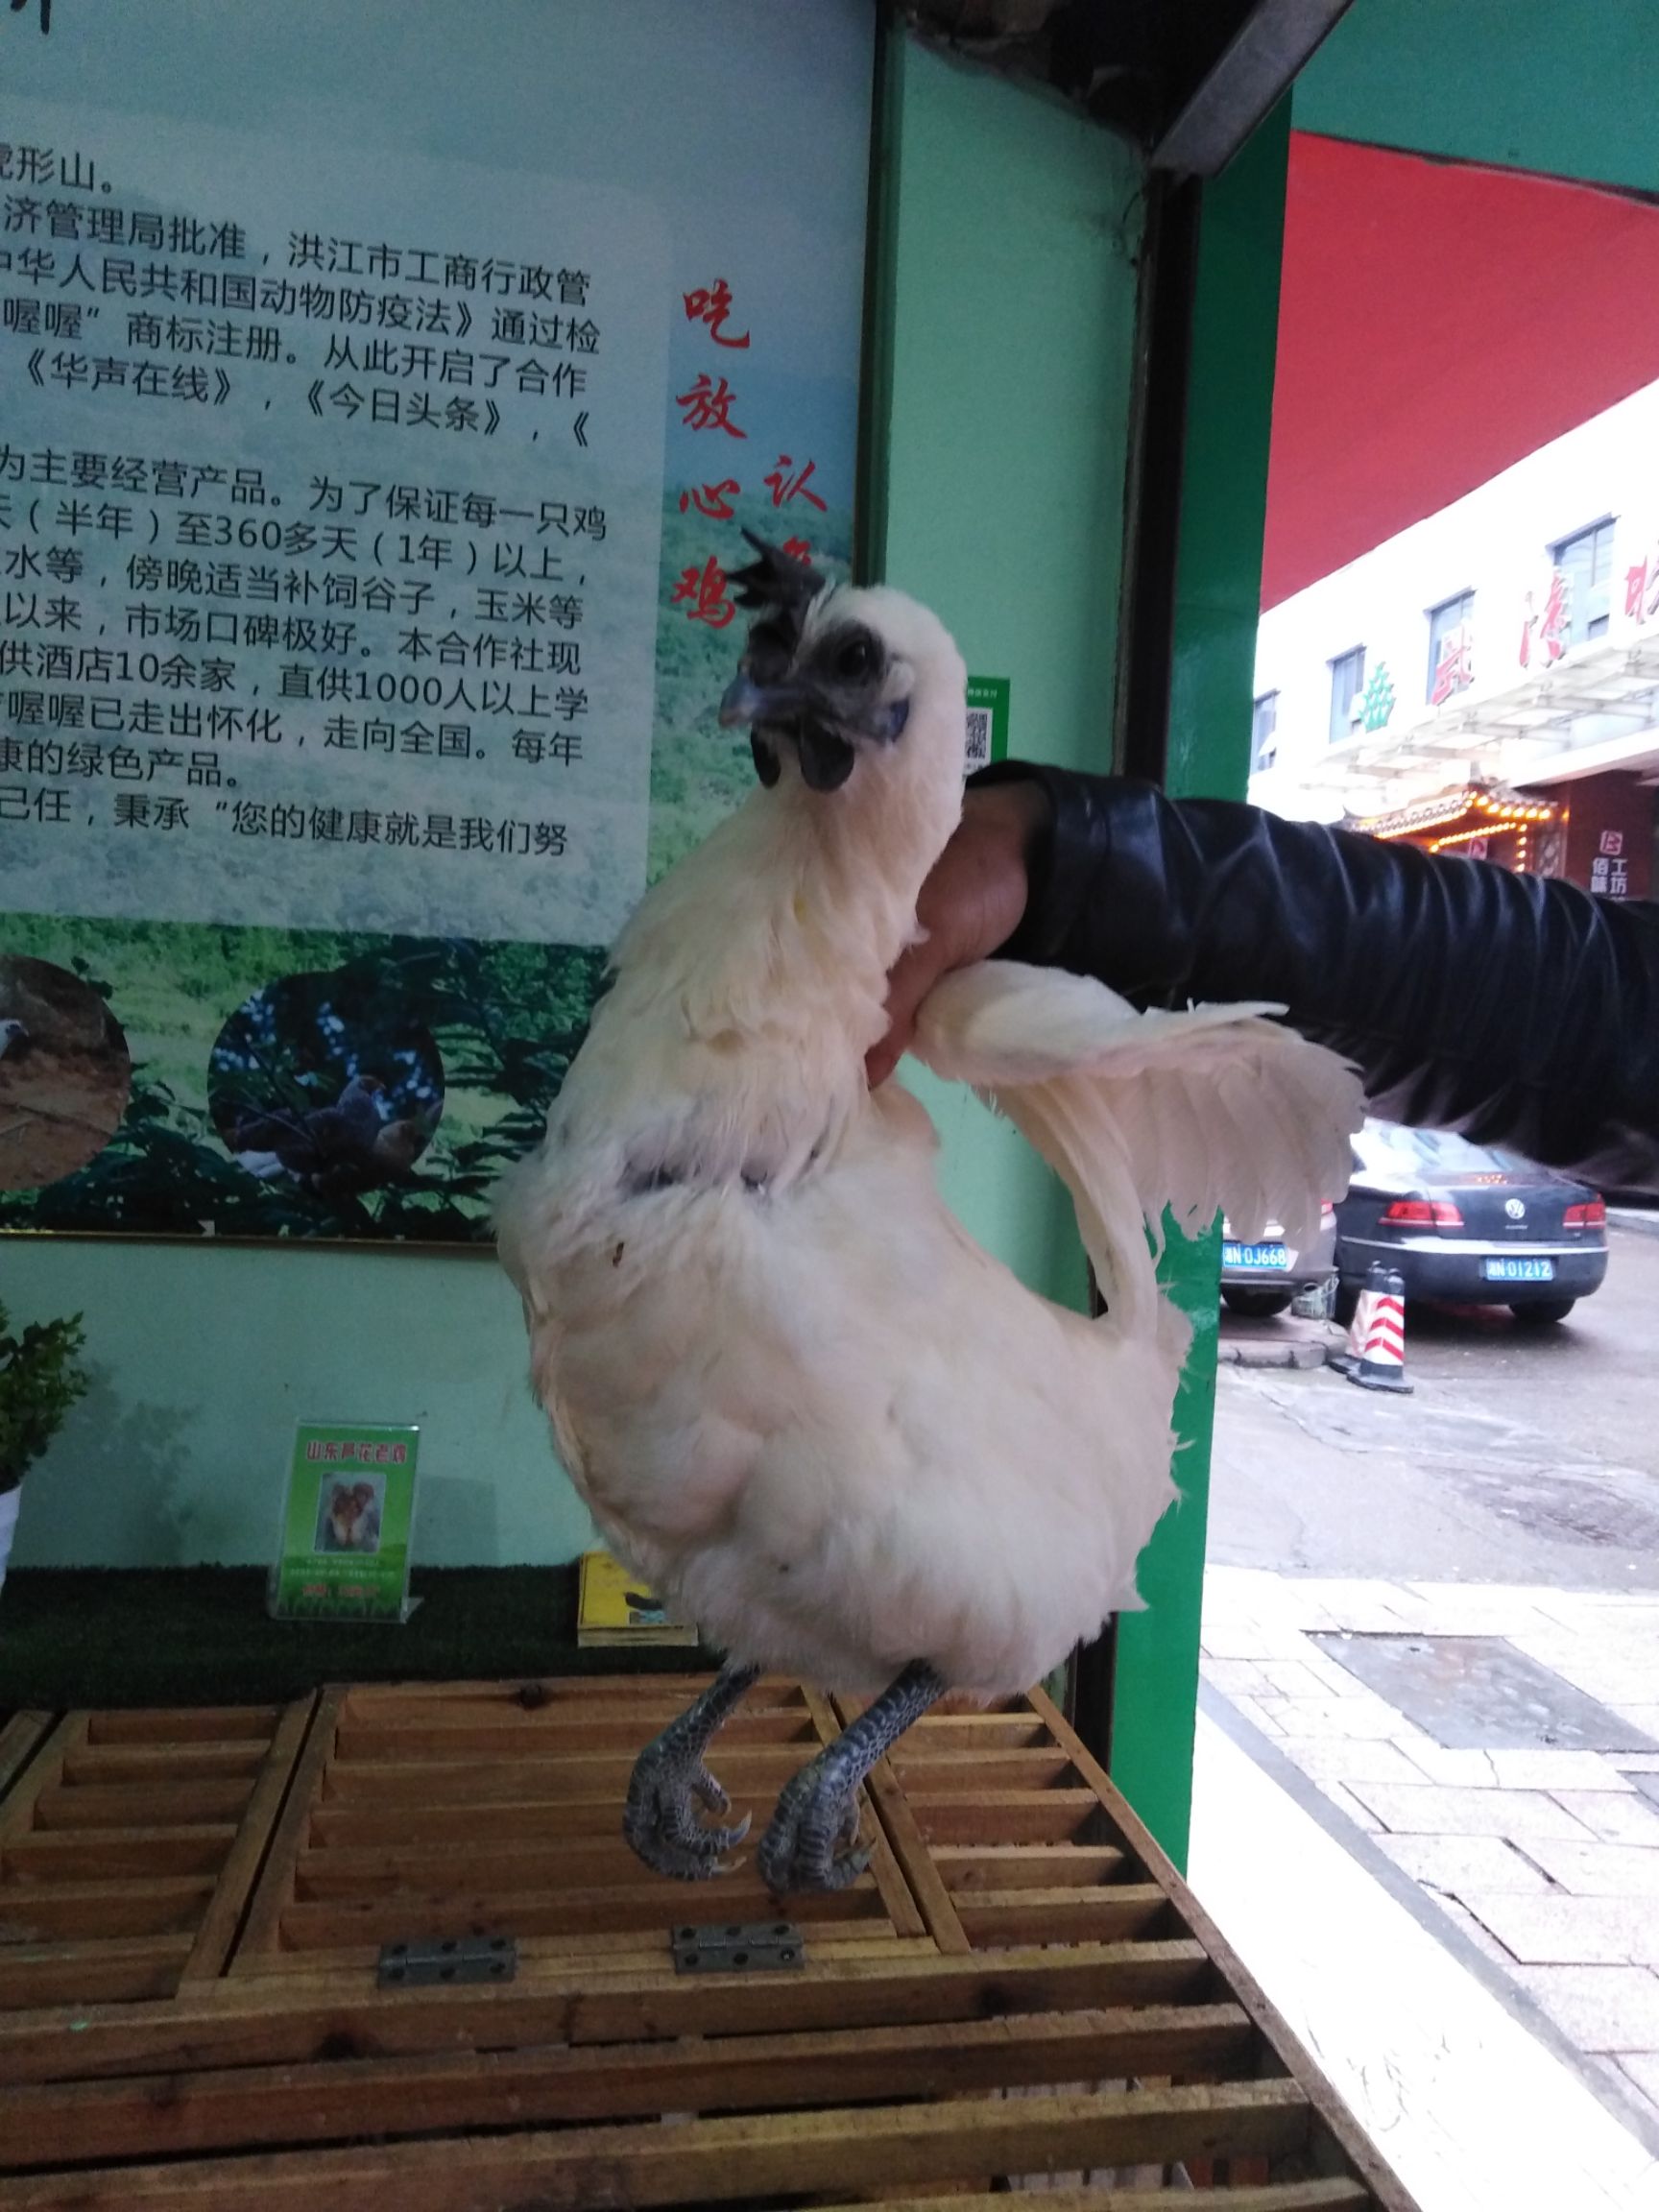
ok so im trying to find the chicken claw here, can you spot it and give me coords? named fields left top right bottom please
left=757, top=1744, right=870, bottom=1892
left=757, top=1658, right=944, bottom=1895
left=621, top=1661, right=760, bottom=1881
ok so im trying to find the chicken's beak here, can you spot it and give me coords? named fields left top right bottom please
left=718, top=672, right=805, bottom=728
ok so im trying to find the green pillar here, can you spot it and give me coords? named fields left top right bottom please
left=1107, top=103, right=1291, bottom=1871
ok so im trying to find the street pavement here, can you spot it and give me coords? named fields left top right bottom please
left=1198, top=1223, right=1659, bottom=2159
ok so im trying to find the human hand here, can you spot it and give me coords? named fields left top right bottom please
left=866, top=777, right=1049, bottom=1087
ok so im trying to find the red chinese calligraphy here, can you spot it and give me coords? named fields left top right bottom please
left=682, top=278, right=750, bottom=349
left=676, top=373, right=747, bottom=438
left=763, top=453, right=826, bottom=512
left=1429, top=628, right=1472, bottom=707
left=1626, top=555, right=1659, bottom=626
left=677, top=478, right=740, bottom=521
left=781, top=537, right=814, bottom=565
left=671, top=555, right=734, bottom=629
left=1539, top=571, right=1570, bottom=663
left=1519, top=572, right=1570, bottom=669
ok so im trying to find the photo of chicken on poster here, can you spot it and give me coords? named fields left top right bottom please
left=0, top=0, right=870, bottom=1244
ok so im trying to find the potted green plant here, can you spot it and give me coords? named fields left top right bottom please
left=0, top=1303, right=89, bottom=1595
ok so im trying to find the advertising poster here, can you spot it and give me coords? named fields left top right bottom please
left=0, top=0, right=873, bottom=1242
left=269, top=1419, right=420, bottom=1622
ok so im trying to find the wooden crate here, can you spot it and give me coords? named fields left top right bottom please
left=0, top=1674, right=1416, bottom=2209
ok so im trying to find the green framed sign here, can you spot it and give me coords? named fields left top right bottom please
left=965, top=675, right=1011, bottom=770
left=269, top=1420, right=420, bottom=1623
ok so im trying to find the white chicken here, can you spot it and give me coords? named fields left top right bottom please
left=497, top=537, right=1361, bottom=1893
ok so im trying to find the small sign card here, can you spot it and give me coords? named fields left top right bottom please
left=269, top=1420, right=421, bottom=1623
left=576, top=1550, right=699, bottom=1647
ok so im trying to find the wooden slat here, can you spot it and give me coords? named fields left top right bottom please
left=332, top=1706, right=819, bottom=1761
left=792, top=2191, right=1373, bottom=2212
left=276, top=1875, right=888, bottom=1950
left=84, top=1710, right=282, bottom=1746
left=0, top=1876, right=214, bottom=1941
left=306, top=1794, right=647, bottom=1849
left=0, top=2002, right=1257, bottom=2167
left=224, top=1925, right=922, bottom=1982
left=889, top=1747, right=1076, bottom=1791
left=0, top=1940, right=1215, bottom=2082
left=952, top=1882, right=1169, bottom=1949
left=228, top=1690, right=343, bottom=1966
left=0, top=2080, right=1315, bottom=2209
left=933, top=1843, right=1130, bottom=1890
left=3, top=1827, right=239, bottom=1884
left=290, top=1835, right=730, bottom=1897
left=61, top=1743, right=271, bottom=1785
left=898, top=1713, right=1054, bottom=1748
left=318, top=1743, right=818, bottom=1804
left=181, top=1700, right=313, bottom=1984
left=0, top=1934, right=192, bottom=2011
left=0, top=1714, right=53, bottom=1805
left=907, top=1789, right=1099, bottom=1844
left=0, top=1717, right=88, bottom=1846
left=32, top=1780, right=253, bottom=1831
left=343, top=1674, right=807, bottom=1708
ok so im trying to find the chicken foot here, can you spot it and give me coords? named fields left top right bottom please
left=623, top=1660, right=762, bottom=1879
left=757, top=1660, right=946, bottom=1895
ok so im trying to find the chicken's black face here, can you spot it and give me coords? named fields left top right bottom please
left=718, top=534, right=909, bottom=793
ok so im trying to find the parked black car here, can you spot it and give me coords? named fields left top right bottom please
left=1334, top=1121, right=1609, bottom=1325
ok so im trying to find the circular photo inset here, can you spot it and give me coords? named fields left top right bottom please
left=207, top=970, right=444, bottom=1202
left=0, top=956, right=132, bottom=1193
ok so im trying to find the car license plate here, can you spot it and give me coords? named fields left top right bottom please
left=1223, top=1242, right=1290, bottom=1270
left=1481, top=1257, right=1555, bottom=1283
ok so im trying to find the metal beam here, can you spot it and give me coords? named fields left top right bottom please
left=1150, top=0, right=1354, bottom=176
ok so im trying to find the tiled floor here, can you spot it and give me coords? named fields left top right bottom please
left=1190, top=1711, right=1659, bottom=2212
left=1199, top=1567, right=1659, bottom=2153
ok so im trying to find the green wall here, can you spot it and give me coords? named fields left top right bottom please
left=867, top=34, right=1143, bottom=1291
left=6, top=1239, right=594, bottom=1571
left=1299, top=0, right=1659, bottom=194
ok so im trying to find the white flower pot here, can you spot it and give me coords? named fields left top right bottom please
left=0, top=1485, right=19, bottom=1597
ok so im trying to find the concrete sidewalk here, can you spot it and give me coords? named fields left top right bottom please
left=1200, top=1564, right=1659, bottom=2154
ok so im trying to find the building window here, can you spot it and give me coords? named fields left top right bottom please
left=1251, top=690, right=1279, bottom=774
left=1551, top=517, right=1616, bottom=644
left=1328, top=647, right=1365, bottom=744
left=1427, top=590, right=1475, bottom=704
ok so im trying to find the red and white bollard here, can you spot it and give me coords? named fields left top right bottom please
left=1343, top=1262, right=1412, bottom=1394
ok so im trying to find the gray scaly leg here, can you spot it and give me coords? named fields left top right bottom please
left=757, top=1660, right=945, bottom=1895
left=624, top=1660, right=762, bottom=1880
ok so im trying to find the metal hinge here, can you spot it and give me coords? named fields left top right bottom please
left=377, top=1935, right=517, bottom=1988
left=671, top=1919, right=805, bottom=1974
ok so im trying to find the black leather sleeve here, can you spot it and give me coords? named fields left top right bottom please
left=972, top=762, right=1659, bottom=1193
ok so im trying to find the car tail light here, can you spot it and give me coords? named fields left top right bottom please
left=1564, top=1197, right=1606, bottom=1228
left=1381, top=1197, right=1464, bottom=1227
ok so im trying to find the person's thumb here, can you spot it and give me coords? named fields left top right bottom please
left=866, top=936, right=943, bottom=1088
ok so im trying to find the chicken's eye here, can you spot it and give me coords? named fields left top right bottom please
left=835, top=633, right=877, bottom=682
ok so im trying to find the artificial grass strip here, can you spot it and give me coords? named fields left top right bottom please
left=0, top=1567, right=720, bottom=1709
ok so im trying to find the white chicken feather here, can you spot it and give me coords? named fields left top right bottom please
left=497, top=539, right=1362, bottom=1892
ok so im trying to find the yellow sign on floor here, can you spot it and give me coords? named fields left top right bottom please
left=576, top=1550, right=699, bottom=1647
